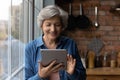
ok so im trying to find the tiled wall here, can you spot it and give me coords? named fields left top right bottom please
left=56, top=0, right=120, bottom=55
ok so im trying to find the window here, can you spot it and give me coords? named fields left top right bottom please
left=34, top=0, right=43, bottom=39
left=0, top=0, right=25, bottom=80
left=0, top=0, right=53, bottom=79
left=0, top=0, right=37, bottom=79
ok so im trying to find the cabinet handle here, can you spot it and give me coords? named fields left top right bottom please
left=103, top=79, right=107, bottom=80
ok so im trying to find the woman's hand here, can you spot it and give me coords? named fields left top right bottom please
left=38, top=60, right=64, bottom=78
left=66, top=54, right=76, bottom=75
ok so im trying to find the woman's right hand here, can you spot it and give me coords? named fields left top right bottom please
left=38, top=60, right=64, bottom=78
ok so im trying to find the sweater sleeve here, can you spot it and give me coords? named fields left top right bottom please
left=66, top=40, right=86, bottom=80
left=25, top=44, right=47, bottom=80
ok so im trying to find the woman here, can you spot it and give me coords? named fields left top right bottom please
left=25, top=5, right=86, bottom=80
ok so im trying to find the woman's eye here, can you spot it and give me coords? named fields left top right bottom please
left=55, top=23, right=61, bottom=27
left=45, top=22, right=61, bottom=27
left=46, top=23, right=51, bottom=27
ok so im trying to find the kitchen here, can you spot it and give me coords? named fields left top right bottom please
left=0, top=0, right=120, bottom=80
left=55, top=0, right=120, bottom=80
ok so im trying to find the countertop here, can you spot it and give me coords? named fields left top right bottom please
left=87, top=67, right=120, bottom=75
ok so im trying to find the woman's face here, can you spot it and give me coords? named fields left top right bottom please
left=41, top=15, right=63, bottom=40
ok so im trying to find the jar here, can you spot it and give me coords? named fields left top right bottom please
left=110, top=51, right=117, bottom=68
left=95, top=55, right=102, bottom=67
left=117, top=52, right=120, bottom=67
left=88, top=51, right=95, bottom=68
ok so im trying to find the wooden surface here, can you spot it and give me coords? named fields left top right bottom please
left=87, top=67, right=120, bottom=75
left=87, top=67, right=120, bottom=80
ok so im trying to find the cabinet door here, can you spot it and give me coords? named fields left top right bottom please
left=87, top=75, right=120, bottom=80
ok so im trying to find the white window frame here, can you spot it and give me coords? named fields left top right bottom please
left=4, top=0, right=55, bottom=80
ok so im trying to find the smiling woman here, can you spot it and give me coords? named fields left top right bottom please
left=25, top=5, right=86, bottom=80
left=1, top=0, right=75, bottom=80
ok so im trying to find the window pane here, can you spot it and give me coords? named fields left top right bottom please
left=34, top=0, right=43, bottom=39
left=0, top=0, right=41, bottom=79
left=11, top=0, right=25, bottom=79
left=0, top=0, right=25, bottom=80
left=0, top=0, right=11, bottom=79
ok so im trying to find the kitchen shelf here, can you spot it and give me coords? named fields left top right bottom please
left=87, top=67, right=120, bottom=75
left=87, top=67, right=120, bottom=80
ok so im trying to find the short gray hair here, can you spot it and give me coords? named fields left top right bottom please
left=37, top=5, right=68, bottom=29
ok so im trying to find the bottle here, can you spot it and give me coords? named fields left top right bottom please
left=110, top=51, right=116, bottom=68
left=95, top=55, right=102, bottom=67
left=117, top=52, right=120, bottom=67
left=88, top=51, right=95, bottom=68
left=102, top=52, right=108, bottom=67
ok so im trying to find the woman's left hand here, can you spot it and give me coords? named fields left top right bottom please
left=66, top=54, right=76, bottom=75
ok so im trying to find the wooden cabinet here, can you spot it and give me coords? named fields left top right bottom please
left=87, top=68, right=120, bottom=80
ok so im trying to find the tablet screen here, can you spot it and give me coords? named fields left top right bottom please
left=40, top=49, right=67, bottom=69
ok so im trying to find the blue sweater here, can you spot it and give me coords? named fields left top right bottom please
left=25, top=36, right=86, bottom=80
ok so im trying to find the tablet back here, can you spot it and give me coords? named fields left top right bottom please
left=40, top=49, right=67, bottom=69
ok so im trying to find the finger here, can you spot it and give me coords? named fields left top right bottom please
left=69, top=55, right=72, bottom=62
left=52, top=66, right=63, bottom=73
left=72, top=59, right=76, bottom=70
left=68, top=54, right=75, bottom=64
left=71, top=57, right=76, bottom=65
left=68, top=54, right=73, bottom=63
left=51, top=63, right=64, bottom=72
left=67, top=54, right=70, bottom=61
left=73, top=59, right=76, bottom=65
left=48, top=60, right=57, bottom=69
left=52, top=67, right=62, bottom=73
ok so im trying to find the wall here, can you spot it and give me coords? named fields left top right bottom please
left=44, top=0, right=55, bottom=7
left=56, top=0, right=120, bottom=56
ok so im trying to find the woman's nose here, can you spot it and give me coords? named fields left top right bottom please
left=51, top=25, right=56, bottom=31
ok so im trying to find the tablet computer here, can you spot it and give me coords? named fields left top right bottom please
left=40, top=49, right=67, bottom=69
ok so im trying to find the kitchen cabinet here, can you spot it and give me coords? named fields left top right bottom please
left=86, top=67, right=120, bottom=80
